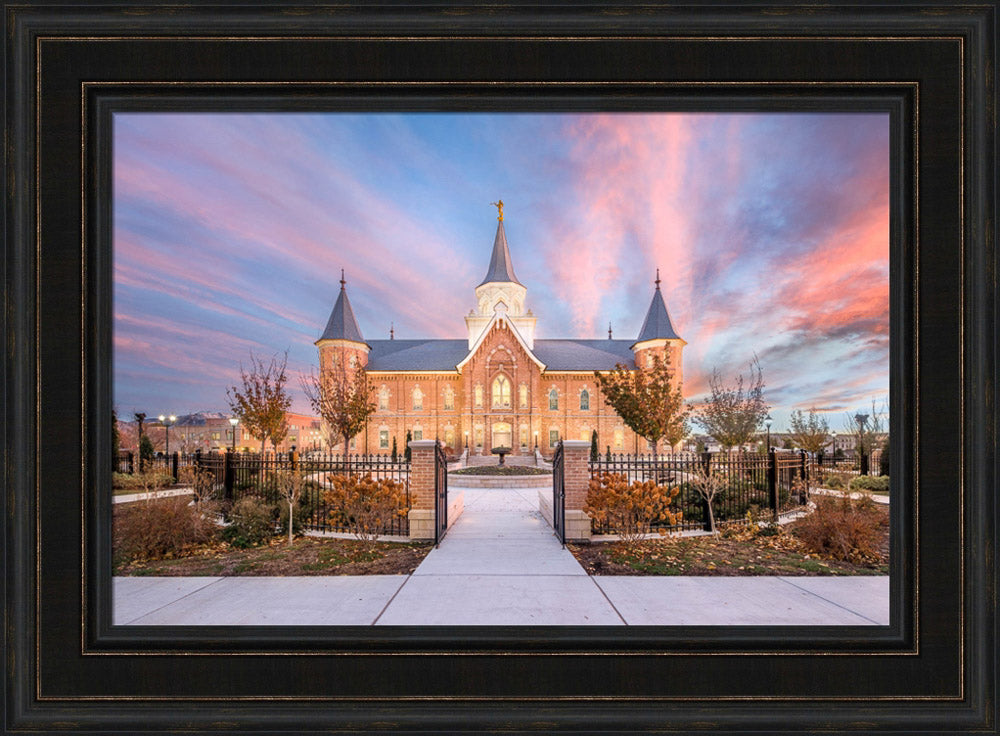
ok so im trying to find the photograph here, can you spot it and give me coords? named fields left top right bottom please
left=111, top=111, right=891, bottom=627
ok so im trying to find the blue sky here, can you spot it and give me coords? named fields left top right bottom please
left=114, top=112, right=889, bottom=430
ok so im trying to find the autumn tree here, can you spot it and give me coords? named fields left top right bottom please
left=301, top=354, right=376, bottom=457
left=788, top=408, right=831, bottom=454
left=274, top=468, right=304, bottom=545
left=594, top=352, right=690, bottom=457
left=226, top=351, right=292, bottom=454
left=695, top=356, right=769, bottom=451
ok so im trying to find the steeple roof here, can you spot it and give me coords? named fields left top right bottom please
left=317, top=270, right=366, bottom=344
left=478, top=219, right=523, bottom=287
left=635, top=270, right=681, bottom=343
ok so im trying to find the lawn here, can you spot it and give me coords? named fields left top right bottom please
left=569, top=505, right=889, bottom=576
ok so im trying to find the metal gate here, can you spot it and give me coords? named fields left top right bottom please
left=434, top=440, right=448, bottom=545
left=552, top=441, right=566, bottom=546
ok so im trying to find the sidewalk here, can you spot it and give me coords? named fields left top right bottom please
left=115, top=485, right=888, bottom=626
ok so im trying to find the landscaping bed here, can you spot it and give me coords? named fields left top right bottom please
left=569, top=502, right=889, bottom=577
left=113, top=497, right=431, bottom=576
left=450, top=465, right=550, bottom=476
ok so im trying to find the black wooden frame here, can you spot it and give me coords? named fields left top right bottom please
left=4, top=2, right=996, bottom=733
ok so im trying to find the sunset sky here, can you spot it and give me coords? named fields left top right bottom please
left=113, top=112, right=889, bottom=431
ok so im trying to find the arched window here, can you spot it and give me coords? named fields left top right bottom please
left=443, top=387, right=454, bottom=411
left=474, top=385, right=484, bottom=408
left=519, top=384, right=528, bottom=408
left=378, top=387, right=389, bottom=411
left=548, top=388, right=559, bottom=411
left=492, top=375, right=511, bottom=408
left=412, top=387, right=423, bottom=411
left=580, top=389, right=590, bottom=411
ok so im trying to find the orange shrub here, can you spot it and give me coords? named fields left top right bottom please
left=322, top=474, right=413, bottom=550
left=793, top=493, right=885, bottom=564
left=114, top=497, right=217, bottom=566
left=584, top=472, right=682, bottom=549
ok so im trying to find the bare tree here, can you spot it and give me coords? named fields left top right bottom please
left=275, top=468, right=304, bottom=545
left=695, top=356, right=769, bottom=451
left=843, top=399, right=887, bottom=457
left=226, top=351, right=292, bottom=454
left=687, top=464, right=728, bottom=534
left=594, top=352, right=690, bottom=457
left=788, top=408, right=831, bottom=454
left=302, top=355, right=376, bottom=457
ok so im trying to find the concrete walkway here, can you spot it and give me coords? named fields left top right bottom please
left=114, top=486, right=888, bottom=626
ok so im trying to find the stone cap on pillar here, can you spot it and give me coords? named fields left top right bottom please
left=408, top=439, right=439, bottom=449
left=560, top=440, right=591, bottom=450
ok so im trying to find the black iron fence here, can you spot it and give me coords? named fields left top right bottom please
left=552, top=441, right=566, bottom=545
left=117, top=449, right=412, bottom=536
left=588, top=450, right=812, bottom=534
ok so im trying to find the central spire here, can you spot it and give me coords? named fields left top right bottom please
left=478, top=202, right=522, bottom=287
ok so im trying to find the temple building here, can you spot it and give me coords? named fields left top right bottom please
left=315, top=203, right=685, bottom=457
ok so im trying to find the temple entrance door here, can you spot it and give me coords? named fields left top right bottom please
left=491, top=422, right=512, bottom=449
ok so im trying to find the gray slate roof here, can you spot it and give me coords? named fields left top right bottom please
left=635, top=286, right=681, bottom=342
left=477, top=220, right=523, bottom=287
left=366, top=338, right=636, bottom=372
left=318, top=285, right=366, bottom=343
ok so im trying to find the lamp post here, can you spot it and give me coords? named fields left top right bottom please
left=854, top=413, right=868, bottom=456
left=764, top=413, right=772, bottom=452
left=158, top=414, right=176, bottom=455
left=229, top=416, right=239, bottom=452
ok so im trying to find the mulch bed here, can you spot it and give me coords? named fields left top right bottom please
left=569, top=506, right=889, bottom=577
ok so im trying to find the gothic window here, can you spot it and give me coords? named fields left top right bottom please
left=548, top=388, right=559, bottom=411
left=580, top=430, right=590, bottom=442
left=443, top=387, right=455, bottom=411
left=378, top=387, right=389, bottom=411
left=412, top=387, right=423, bottom=411
left=492, top=375, right=511, bottom=408
left=580, top=389, right=590, bottom=411
left=549, top=428, right=560, bottom=447
left=349, top=355, right=357, bottom=369
left=474, top=385, right=484, bottom=408
left=379, top=430, right=389, bottom=449
left=519, top=384, right=528, bottom=408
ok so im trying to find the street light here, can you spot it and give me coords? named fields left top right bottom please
left=158, top=414, right=176, bottom=455
left=764, top=413, right=772, bottom=451
left=229, top=416, right=239, bottom=452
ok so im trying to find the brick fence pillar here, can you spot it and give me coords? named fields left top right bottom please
left=561, top=439, right=592, bottom=541
left=407, top=439, right=438, bottom=540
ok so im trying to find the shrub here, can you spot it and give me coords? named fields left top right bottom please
left=793, top=494, right=885, bottom=564
left=820, top=471, right=852, bottom=490
left=112, top=471, right=174, bottom=491
left=584, top=473, right=682, bottom=549
left=178, top=465, right=217, bottom=508
left=849, top=475, right=889, bottom=493
left=222, top=496, right=276, bottom=548
left=322, top=473, right=413, bottom=550
left=114, top=497, right=217, bottom=565
left=138, top=434, right=155, bottom=472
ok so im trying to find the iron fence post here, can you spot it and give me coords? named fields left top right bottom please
left=768, top=448, right=779, bottom=521
left=224, top=450, right=234, bottom=503
left=127, top=451, right=134, bottom=475
left=860, top=451, right=870, bottom=477
left=171, top=452, right=179, bottom=483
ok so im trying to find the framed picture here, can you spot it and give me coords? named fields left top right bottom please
left=4, top=2, right=995, bottom=733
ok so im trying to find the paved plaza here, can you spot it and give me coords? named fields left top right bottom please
left=114, top=485, right=889, bottom=627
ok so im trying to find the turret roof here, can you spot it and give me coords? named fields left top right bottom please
left=317, top=271, right=366, bottom=344
left=635, top=271, right=682, bottom=343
